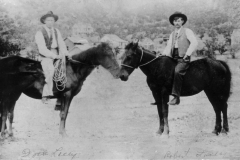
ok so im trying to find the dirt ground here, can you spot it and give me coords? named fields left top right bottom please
left=1, top=58, right=240, bottom=160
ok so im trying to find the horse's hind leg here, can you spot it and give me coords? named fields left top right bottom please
left=221, top=102, right=229, bottom=134
left=204, top=90, right=223, bottom=135
left=59, top=92, right=73, bottom=137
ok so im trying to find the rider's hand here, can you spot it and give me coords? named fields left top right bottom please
left=183, top=55, right=190, bottom=62
left=66, top=54, right=72, bottom=60
left=55, top=55, right=62, bottom=59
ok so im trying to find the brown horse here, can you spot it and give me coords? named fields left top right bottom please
left=0, top=42, right=120, bottom=138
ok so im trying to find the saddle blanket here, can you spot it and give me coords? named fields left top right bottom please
left=69, top=44, right=92, bottom=57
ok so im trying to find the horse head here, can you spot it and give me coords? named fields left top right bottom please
left=71, top=42, right=120, bottom=79
left=94, top=42, right=120, bottom=79
left=119, top=40, right=141, bottom=81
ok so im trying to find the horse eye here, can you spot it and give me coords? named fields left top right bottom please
left=126, top=53, right=132, bottom=57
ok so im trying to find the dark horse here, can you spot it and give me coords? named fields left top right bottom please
left=0, top=42, right=120, bottom=138
left=119, top=42, right=231, bottom=138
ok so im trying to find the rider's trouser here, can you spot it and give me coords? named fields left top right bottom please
left=172, top=48, right=190, bottom=97
left=41, top=58, right=54, bottom=97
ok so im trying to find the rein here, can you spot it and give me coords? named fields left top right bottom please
left=53, top=51, right=97, bottom=91
left=121, top=47, right=159, bottom=69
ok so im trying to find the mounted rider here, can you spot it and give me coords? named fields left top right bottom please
left=162, top=11, right=198, bottom=105
left=35, top=11, right=69, bottom=104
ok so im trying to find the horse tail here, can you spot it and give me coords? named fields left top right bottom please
left=219, top=60, right=232, bottom=101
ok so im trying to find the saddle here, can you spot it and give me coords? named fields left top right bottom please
left=69, top=44, right=92, bottom=57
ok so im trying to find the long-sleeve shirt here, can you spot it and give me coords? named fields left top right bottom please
left=35, top=26, right=68, bottom=59
left=163, top=27, right=198, bottom=57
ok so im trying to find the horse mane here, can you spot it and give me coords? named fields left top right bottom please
left=125, top=42, right=156, bottom=57
left=73, top=42, right=112, bottom=63
left=140, top=47, right=156, bottom=57
left=0, top=56, right=41, bottom=74
left=96, top=42, right=111, bottom=50
left=125, top=42, right=133, bottom=50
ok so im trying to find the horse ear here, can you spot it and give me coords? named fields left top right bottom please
left=132, top=39, right=139, bottom=51
left=133, top=38, right=139, bottom=44
left=131, top=38, right=139, bottom=51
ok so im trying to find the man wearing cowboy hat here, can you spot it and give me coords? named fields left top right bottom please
left=35, top=11, right=68, bottom=104
left=162, top=11, right=198, bottom=105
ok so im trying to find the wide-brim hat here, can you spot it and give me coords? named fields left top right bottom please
left=169, top=11, right=187, bottom=25
left=40, top=11, right=58, bottom=24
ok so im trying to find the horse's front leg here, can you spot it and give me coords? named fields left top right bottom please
left=147, top=79, right=164, bottom=135
left=161, top=92, right=170, bottom=138
left=59, top=93, right=73, bottom=137
left=153, top=91, right=164, bottom=135
left=8, top=101, right=16, bottom=138
left=1, top=109, right=7, bottom=139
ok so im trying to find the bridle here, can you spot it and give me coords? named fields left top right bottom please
left=121, top=46, right=159, bottom=69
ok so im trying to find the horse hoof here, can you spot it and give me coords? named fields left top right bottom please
left=4, top=130, right=8, bottom=134
left=0, top=134, right=5, bottom=140
left=160, top=133, right=169, bottom=139
left=161, top=134, right=169, bottom=139
left=220, top=128, right=228, bottom=136
left=155, top=132, right=161, bottom=137
left=8, top=132, right=13, bottom=137
left=60, top=132, right=68, bottom=138
left=8, top=136, right=15, bottom=141
left=156, top=129, right=163, bottom=135
left=212, top=129, right=220, bottom=136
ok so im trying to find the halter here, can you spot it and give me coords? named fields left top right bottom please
left=121, top=46, right=159, bottom=69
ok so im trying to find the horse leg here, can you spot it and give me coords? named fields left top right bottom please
left=7, top=93, right=21, bottom=138
left=59, top=93, right=73, bottom=137
left=55, top=98, right=62, bottom=111
left=221, top=101, right=229, bottom=134
left=8, top=101, right=16, bottom=137
left=204, top=90, right=222, bottom=135
left=155, top=92, right=164, bottom=135
left=1, top=106, right=7, bottom=139
left=161, top=91, right=170, bottom=138
left=147, top=79, right=164, bottom=135
left=0, top=115, right=7, bottom=134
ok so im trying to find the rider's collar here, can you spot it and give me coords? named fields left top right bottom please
left=175, top=26, right=183, bottom=34
left=43, top=25, right=54, bottom=32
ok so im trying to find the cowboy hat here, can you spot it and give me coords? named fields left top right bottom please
left=169, top=11, right=187, bottom=25
left=40, top=11, right=58, bottom=24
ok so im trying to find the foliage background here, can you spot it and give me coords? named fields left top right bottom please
left=0, top=0, right=239, bottom=58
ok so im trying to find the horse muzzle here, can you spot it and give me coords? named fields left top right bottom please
left=119, top=70, right=129, bottom=81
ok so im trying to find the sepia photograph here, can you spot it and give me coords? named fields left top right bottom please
left=0, top=0, right=240, bottom=159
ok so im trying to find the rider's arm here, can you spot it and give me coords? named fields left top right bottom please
left=56, top=29, right=69, bottom=56
left=185, top=28, right=198, bottom=56
left=162, top=33, right=173, bottom=56
left=35, top=31, right=57, bottom=59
